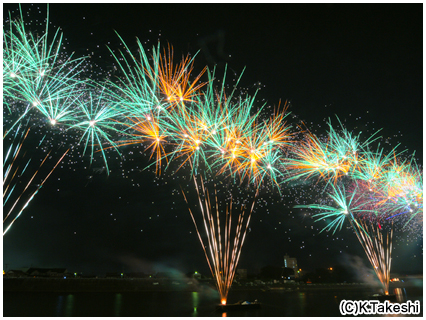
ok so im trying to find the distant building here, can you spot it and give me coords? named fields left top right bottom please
left=4, top=268, right=70, bottom=278
left=27, top=268, right=68, bottom=278
left=283, top=254, right=298, bottom=278
left=5, top=270, right=27, bottom=278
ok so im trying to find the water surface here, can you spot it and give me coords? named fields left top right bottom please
left=3, top=286, right=422, bottom=317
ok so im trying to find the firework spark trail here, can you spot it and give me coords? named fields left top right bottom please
left=3, top=126, right=30, bottom=186
left=105, top=33, right=163, bottom=117
left=3, top=149, right=70, bottom=236
left=182, top=174, right=258, bottom=305
left=295, top=180, right=395, bottom=294
left=154, top=44, right=207, bottom=106
left=3, top=144, right=69, bottom=236
left=3, top=103, right=32, bottom=135
left=352, top=220, right=393, bottom=295
left=4, top=150, right=52, bottom=224
left=295, top=183, right=369, bottom=234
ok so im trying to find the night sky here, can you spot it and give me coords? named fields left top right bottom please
left=3, top=3, right=423, bottom=277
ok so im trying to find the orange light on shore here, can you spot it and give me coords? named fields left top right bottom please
left=221, top=299, right=227, bottom=305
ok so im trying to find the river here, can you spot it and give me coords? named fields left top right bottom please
left=3, top=285, right=422, bottom=317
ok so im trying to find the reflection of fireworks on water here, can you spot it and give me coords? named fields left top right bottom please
left=182, top=174, right=258, bottom=305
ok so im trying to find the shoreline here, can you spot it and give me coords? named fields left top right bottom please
left=3, top=277, right=403, bottom=293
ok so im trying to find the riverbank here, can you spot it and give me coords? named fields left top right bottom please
left=3, top=277, right=391, bottom=293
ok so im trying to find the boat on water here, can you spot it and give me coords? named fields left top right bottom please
left=368, top=293, right=397, bottom=302
left=216, top=300, right=261, bottom=312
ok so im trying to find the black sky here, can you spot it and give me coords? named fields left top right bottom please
left=3, top=3, right=423, bottom=277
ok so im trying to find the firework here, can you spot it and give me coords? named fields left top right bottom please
left=3, top=6, right=87, bottom=235
left=111, top=115, right=169, bottom=175
left=3, top=124, right=69, bottom=235
left=293, top=118, right=422, bottom=295
left=182, top=175, right=258, bottom=305
left=69, top=88, right=127, bottom=173
left=353, top=220, right=393, bottom=295
left=154, top=44, right=207, bottom=106
left=295, top=183, right=366, bottom=234
left=3, top=5, right=86, bottom=126
left=287, top=119, right=379, bottom=185
left=3, top=7, right=422, bottom=303
left=105, top=33, right=163, bottom=118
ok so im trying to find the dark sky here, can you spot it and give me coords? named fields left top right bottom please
left=3, top=3, right=423, bottom=277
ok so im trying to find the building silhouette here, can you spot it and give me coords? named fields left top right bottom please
left=283, top=254, right=298, bottom=278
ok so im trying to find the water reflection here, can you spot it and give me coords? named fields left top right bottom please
left=382, top=288, right=409, bottom=317
left=114, top=293, right=122, bottom=316
left=394, top=288, right=407, bottom=303
left=56, top=295, right=63, bottom=316
left=192, top=292, right=199, bottom=316
left=298, top=292, right=306, bottom=316
left=3, top=285, right=422, bottom=317
left=64, top=294, right=74, bottom=317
